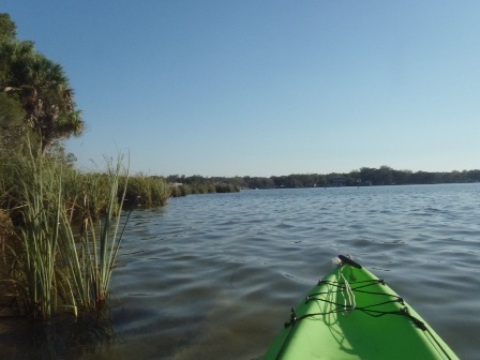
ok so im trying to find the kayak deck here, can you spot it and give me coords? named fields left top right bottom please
left=263, top=256, right=458, bottom=360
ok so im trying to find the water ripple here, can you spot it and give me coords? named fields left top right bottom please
left=3, top=185, right=479, bottom=360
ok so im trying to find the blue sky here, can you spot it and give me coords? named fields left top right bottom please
left=3, top=1, right=480, bottom=176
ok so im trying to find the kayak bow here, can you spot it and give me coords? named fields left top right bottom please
left=263, top=256, right=459, bottom=360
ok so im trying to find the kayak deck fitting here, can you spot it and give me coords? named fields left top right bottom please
left=263, top=255, right=459, bottom=360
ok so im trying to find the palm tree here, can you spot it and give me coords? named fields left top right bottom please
left=1, top=21, right=84, bottom=154
left=26, top=54, right=83, bottom=153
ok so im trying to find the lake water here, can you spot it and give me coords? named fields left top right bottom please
left=2, top=184, right=480, bottom=359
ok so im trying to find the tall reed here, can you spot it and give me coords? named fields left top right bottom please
left=4, top=146, right=130, bottom=319
left=57, top=155, right=130, bottom=314
left=85, top=156, right=129, bottom=309
left=9, top=148, right=64, bottom=319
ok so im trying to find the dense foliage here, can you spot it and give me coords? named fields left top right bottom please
left=0, top=14, right=171, bottom=320
left=0, top=13, right=84, bottom=154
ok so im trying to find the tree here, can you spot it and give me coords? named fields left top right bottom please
left=0, top=13, right=84, bottom=154
left=0, top=92, right=25, bottom=153
left=0, top=13, right=16, bottom=43
left=378, top=165, right=394, bottom=185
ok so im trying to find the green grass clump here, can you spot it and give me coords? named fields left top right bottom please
left=169, top=182, right=240, bottom=197
left=76, top=157, right=130, bottom=311
left=1, top=146, right=131, bottom=320
left=122, top=175, right=169, bottom=208
left=7, top=150, right=64, bottom=319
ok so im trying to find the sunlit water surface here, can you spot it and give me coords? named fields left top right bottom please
left=1, top=184, right=480, bottom=359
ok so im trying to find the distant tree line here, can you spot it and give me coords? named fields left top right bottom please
left=166, top=166, right=480, bottom=190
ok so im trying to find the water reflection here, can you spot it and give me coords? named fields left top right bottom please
left=0, top=311, right=114, bottom=359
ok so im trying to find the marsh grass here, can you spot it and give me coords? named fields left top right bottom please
left=8, top=150, right=64, bottom=319
left=169, top=182, right=240, bottom=197
left=85, top=157, right=130, bottom=309
left=1, top=146, right=131, bottom=320
left=0, top=133, right=171, bottom=320
left=122, top=174, right=169, bottom=208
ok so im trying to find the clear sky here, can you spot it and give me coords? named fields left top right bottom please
left=3, top=1, right=480, bottom=177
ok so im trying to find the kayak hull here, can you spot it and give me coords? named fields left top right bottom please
left=263, top=258, right=458, bottom=360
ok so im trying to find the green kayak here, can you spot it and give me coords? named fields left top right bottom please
left=263, top=255, right=459, bottom=360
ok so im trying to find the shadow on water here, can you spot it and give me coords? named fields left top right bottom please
left=0, top=310, right=115, bottom=360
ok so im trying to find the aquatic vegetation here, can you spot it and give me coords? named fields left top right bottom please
left=122, top=174, right=169, bottom=208
left=83, top=156, right=130, bottom=310
left=0, top=146, right=132, bottom=319
left=169, top=182, right=240, bottom=197
left=0, top=14, right=171, bottom=320
left=7, top=147, right=64, bottom=319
